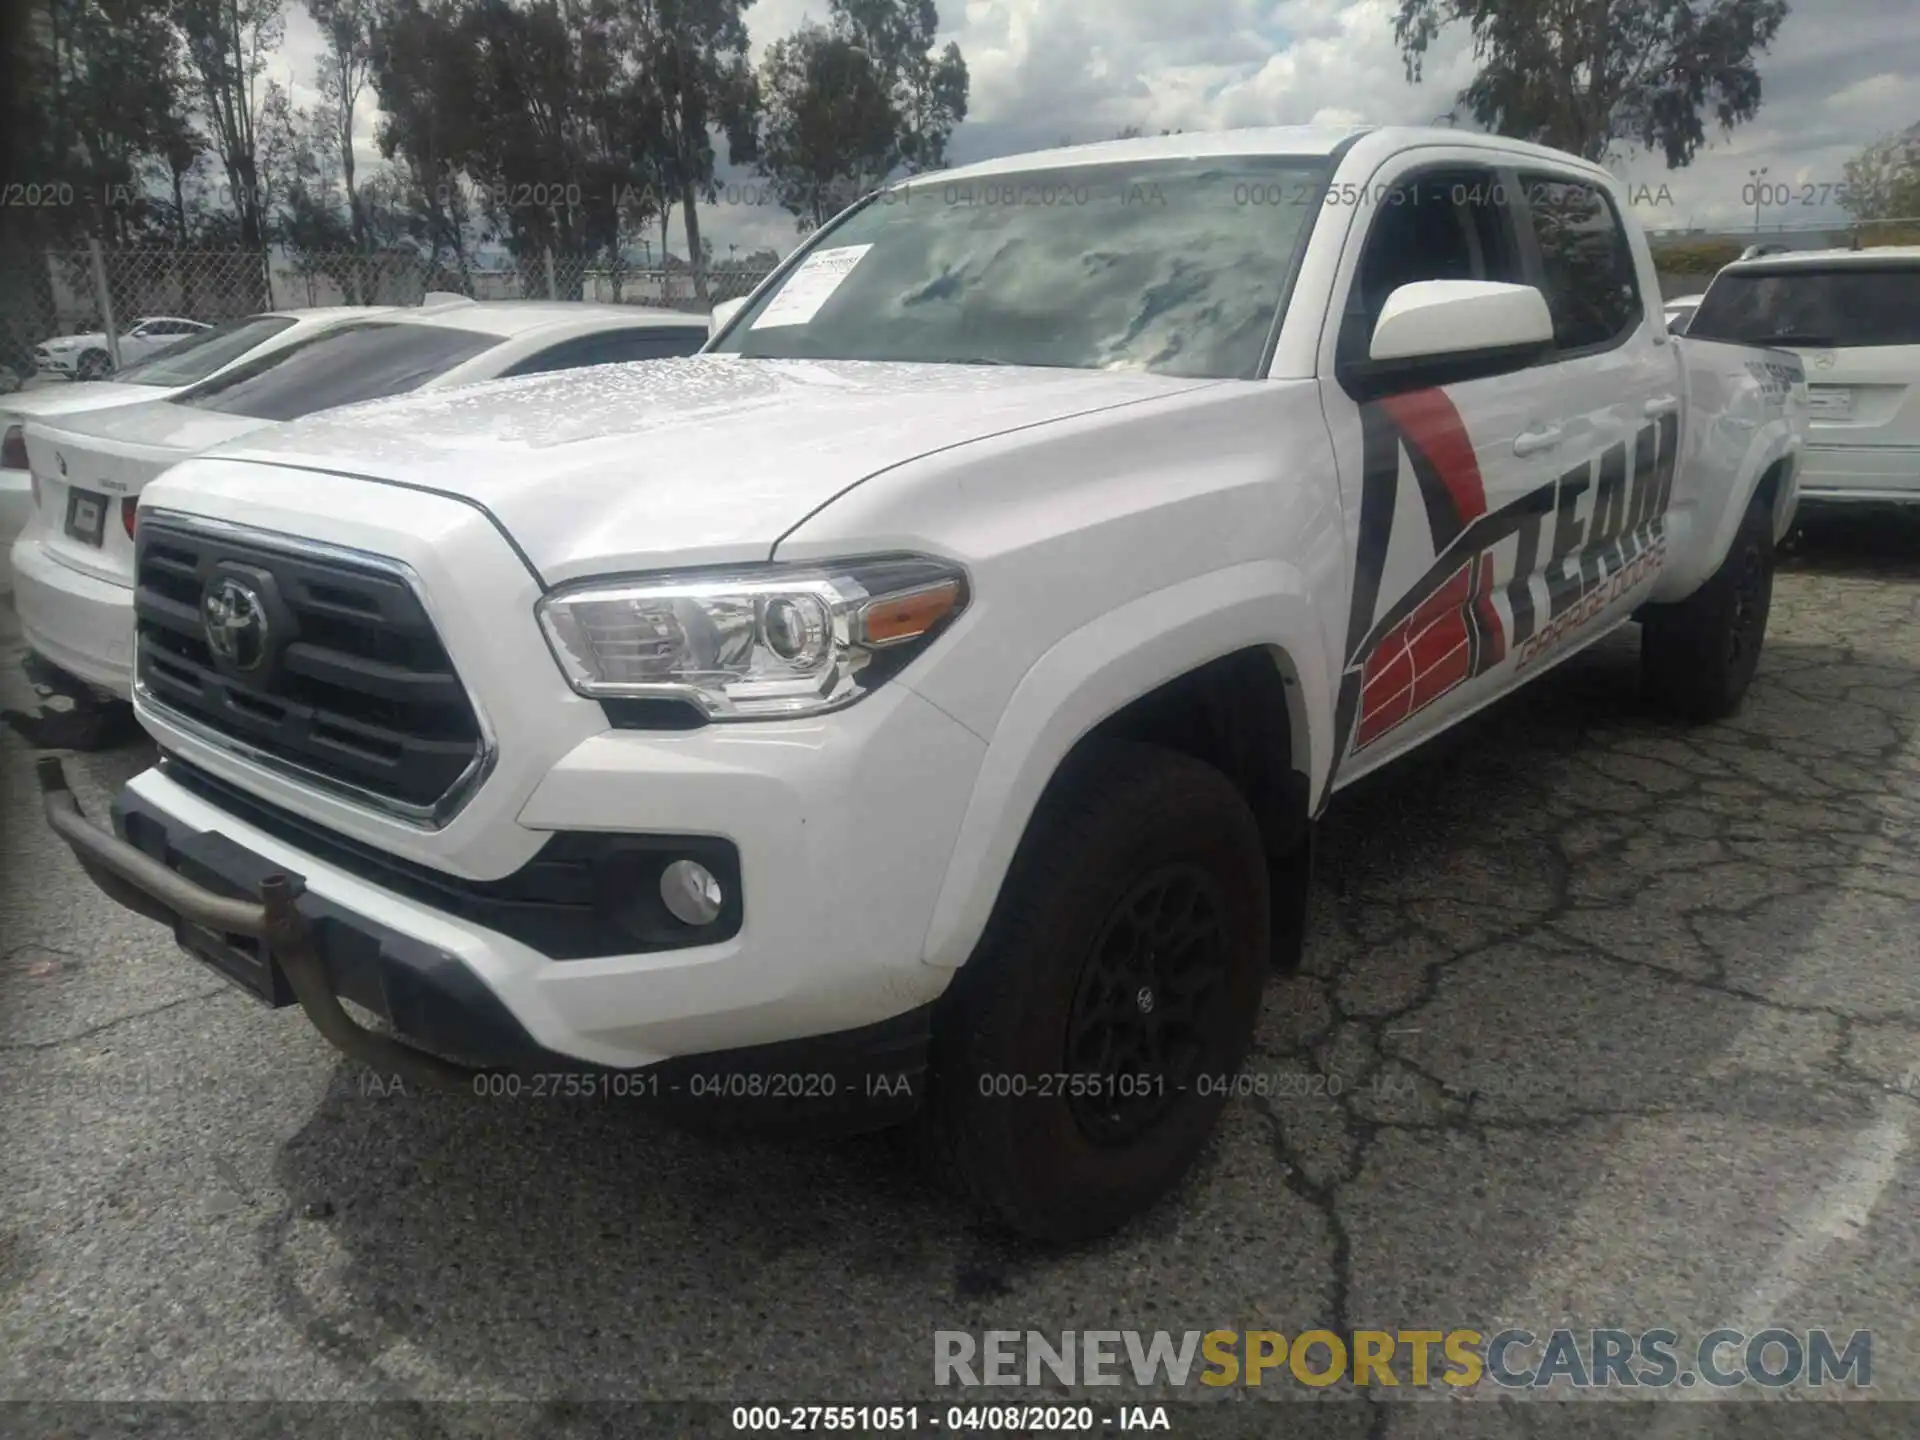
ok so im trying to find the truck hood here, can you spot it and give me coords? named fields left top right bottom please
left=193, top=356, right=1224, bottom=583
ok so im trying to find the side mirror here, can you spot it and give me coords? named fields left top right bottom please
left=710, top=297, right=746, bottom=337
left=1344, top=280, right=1555, bottom=400
left=1369, top=280, right=1554, bottom=362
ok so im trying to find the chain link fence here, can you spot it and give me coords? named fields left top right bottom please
left=1, top=246, right=776, bottom=389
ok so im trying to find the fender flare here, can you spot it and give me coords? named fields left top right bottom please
left=915, top=559, right=1333, bottom=970
left=1655, top=424, right=1802, bottom=603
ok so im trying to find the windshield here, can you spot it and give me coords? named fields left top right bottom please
left=171, top=321, right=500, bottom=421
left=710, top=156, right=1331, bottom=379
left=1688, top=266, right=1920, bottom=348
left=113, top=314, right=299, bottom=387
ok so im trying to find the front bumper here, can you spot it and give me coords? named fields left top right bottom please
left=37, top=757, right=936, bottom=1132
left=111, top=469, right=986, bottom=1078
left=35, top=351, right=78, bottom=376
left=11, top=533, right=133, bottom=695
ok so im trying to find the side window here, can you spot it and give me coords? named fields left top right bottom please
left=1516, top=173, right=1641, bottom=352
left=503, top=328, right=707, bottom=377
left=1336, top=167, right=1523, bottom=367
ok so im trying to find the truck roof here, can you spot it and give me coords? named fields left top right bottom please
left=918, top=125, right=1615, bottom=186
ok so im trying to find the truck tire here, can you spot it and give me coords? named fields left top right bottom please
left=924, top=739, right=1270, bottom=1242
left=1640, top=492, right=1774, bottom=722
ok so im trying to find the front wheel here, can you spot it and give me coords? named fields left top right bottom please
left=1640, top=491, right=1775, bottom=722
left=75, top=349, right=111, bottom=381
left=923, top=739, right=1271, bottom=1242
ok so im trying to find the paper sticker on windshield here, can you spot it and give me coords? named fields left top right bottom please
left=750, top=245, right=872, bottom=329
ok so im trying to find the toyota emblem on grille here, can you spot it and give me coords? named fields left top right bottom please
left=202, top=578, right=271, bottom=670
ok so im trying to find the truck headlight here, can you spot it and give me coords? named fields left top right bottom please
left=536, top=555, right=969, bottom=719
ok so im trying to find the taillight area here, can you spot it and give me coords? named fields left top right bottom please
left=1, top=424, right=26, bottom=471
left=122, top=497, right=139, bottom=539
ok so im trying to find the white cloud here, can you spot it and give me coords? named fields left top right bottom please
left=257, top=0, right=1920, bottom=258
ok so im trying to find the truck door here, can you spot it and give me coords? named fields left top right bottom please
left=1505, top=171, right=1681, bottom=670
left=1320, top=161, right=1572, bottom=784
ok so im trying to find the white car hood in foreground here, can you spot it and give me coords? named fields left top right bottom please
left=188, top=356, right=1224, bottom=583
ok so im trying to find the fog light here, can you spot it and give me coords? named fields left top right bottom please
left=660, top=858, right=724, bottom=926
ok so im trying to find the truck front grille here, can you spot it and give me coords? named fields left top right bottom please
left=133, top=515, right=486, bottom=818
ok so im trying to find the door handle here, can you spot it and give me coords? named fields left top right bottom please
left=1512, top=425, right=1564, bottom=457
left=1644, top=394, right=1680, bottom=417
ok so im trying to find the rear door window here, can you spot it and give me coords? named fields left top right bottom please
left=1686, top=267, right=1920, bottom=348
left=172, top=322, right=500, bottom=421
left=1516, top=173, right=1643, bottom=353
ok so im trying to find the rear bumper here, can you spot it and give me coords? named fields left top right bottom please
left=37, top=757, right=933, bottom=1132
left=9, top=532, right=133, bottom=695
left=1797, top=443, right=1920, bottom=502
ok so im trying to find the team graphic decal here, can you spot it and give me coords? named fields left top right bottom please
left=1333, top=389, right=1680, bottom=764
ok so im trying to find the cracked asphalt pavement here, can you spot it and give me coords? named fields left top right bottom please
left=2, top=509, right=1917, bottom=1439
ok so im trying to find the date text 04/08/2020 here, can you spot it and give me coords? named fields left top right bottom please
left=729, top=1405, right=1172, bottom=1432
left=461, top=1071, right=856, bottom=1101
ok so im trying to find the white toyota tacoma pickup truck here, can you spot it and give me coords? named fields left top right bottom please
left=39, top=126, right=1806, bottom=1241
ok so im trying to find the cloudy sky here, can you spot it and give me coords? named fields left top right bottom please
left=274, top=0, right=1920, bottom=262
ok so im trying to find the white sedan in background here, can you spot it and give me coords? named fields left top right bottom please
left=35, top=316, right=213, bottom=380
left=12, top=300, right=709, bottom=705
left=2, top=306, right=401, bottom=591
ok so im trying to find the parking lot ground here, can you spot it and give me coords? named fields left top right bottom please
left=1, top=510, right=1917, bottom=1439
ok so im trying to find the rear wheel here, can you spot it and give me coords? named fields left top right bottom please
left=1641, top=492, right=1775, bottom=722
left=923, top=740, right=1270, bottom=1242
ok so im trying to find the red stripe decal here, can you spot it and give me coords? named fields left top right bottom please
left=1380, top=388, right=1488, bottom=524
